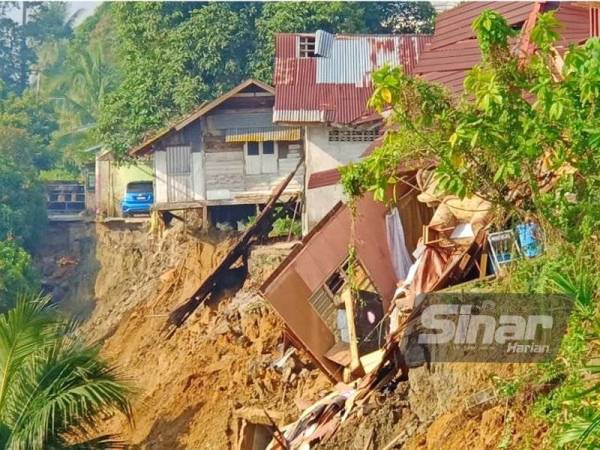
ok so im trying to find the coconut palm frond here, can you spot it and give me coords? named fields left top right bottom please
left=0, top=296, right=133, bottom=450
left=0, top=295, right=55, bottom=413
left=558, top=414, right=600, bottom=449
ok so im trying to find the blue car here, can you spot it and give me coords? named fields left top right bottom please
left=121, top=181, right=154, bottom=216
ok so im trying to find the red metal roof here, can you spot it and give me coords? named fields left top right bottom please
left=307, top=168, right=342, bottom=190
left=273, top=32, right=431, bottom=125
left=413, top=2, right=592, bottom=95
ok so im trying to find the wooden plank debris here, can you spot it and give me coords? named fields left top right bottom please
left=165, top=160, right=303, bottom=335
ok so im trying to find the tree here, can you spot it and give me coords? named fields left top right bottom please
left=0, top=6, right=28, bottom=93
left=0, top=126, right=48, bottom=248
left=0, top=240, right=39, bottom=312
left=51, top=46, right=116, bottom=163
left=0, top=2, right=78, bottom=95
left=342, top=11, right=600, bottom=242
left=97, top=2, right=258, bottom=158
left=0, top=296, right=133, bottom=449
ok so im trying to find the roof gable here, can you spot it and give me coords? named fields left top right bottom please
left=130, top=79, right=274, bottom=156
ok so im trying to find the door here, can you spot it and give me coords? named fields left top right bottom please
left=245, top=142, right=261, bottom=175
left=261, top=141, right=278, bottom=173
left=166, top=145, right=193, bottom=202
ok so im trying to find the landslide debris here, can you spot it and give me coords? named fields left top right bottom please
left=82, top=222, right=331, bottom=449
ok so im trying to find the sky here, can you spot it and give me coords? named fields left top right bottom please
left=69, top=2, right=101, bottom=23
left=5, top=1, right=100, bottom=24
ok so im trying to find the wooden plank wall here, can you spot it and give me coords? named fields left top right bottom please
left=204, top=107, right=304, bottom=200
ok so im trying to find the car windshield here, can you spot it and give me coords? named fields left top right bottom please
left=127, top=182, right=153, bottom=193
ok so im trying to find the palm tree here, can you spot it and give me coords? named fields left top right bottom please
left=0, top=295, right=133, bottom=449
left=52, top=46, right=117, bottom=162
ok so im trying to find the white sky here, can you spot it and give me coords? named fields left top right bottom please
left=3, top=1, right=459, bottom=26
left=4, top=1, right=100, bottom=24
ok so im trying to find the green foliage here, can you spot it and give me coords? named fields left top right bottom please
left=472, top=10, right=516, bottom=56
left=0, top=295, right=133, bottom=449
left=0, top=126, right=47, bottom=248
left=270, top=215, right=301, bottom=238
left=97, top=2, right=436, bottom=159
left=0, top=241, right=39, bottom=312
left=96, top=2, right=255, bottom=159
left=485, top=242, right=599, bottom=448
left=0, top=2, right=79, bottom=95
left=344, top=11, right=600, bottom=242
left=0, top=93, right=59, bottom=169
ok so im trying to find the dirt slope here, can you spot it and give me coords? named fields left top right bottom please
left=83, top=222, right=331, bottom=449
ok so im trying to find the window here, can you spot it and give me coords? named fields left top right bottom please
left=309, top=259, right=381, bottom=344
left=263, top=141, right=275, bottom=155
left=247, top=142, right=259, bottom=156
left=298, top=35, right=316, bottom=58
left=328, top=129, right=379, bottom=142
left=86, top=172, right=95, bottom=192
left=244, top=141, right=278, bottom=175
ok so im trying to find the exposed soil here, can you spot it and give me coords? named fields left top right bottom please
left=44, top=220, right=548, bottom=449
left=81, top=222, right=331, bottom=448
left=34, top=220, right=99, bottom=320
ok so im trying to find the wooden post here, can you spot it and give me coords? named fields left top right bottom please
left=341, top=288, right=363, bottom=377
left=202, top=206, right=209, bottom=231
left=479, top=252, right=488, bottom=279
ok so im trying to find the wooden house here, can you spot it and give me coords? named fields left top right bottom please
left=130, top=79, right=303, bottom=225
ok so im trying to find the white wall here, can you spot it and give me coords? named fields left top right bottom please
left=305, top=125, right=369, bottom=173
left=303, top=125, right=371, bottom=231
left=154, top=150, right=168, bottom=204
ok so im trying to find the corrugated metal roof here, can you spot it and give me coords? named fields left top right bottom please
left=413, top=2, right=593, bottom=96
left=225, top=126, right=301, bottom=142
left=274, top=33, right=431, bottom=125
left=307, top=168, right=341, bottom=189
left=592, top=7, right=600, bottom=37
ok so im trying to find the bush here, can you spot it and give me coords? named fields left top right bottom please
left=0, top=240, right=40, bottom=311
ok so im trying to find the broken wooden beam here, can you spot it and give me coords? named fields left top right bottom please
left=165, top=160, right=303, bottom=335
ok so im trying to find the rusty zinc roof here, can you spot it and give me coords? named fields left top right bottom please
left=413, top=2, right=592, bottom=96
left=273, top=31, right=431, bottom=125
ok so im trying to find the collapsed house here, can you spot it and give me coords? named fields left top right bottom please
left=272, top=31, right=431, bottom=232
left=260, top=164, right=496, bottom=383
left=257, top=3, right=599, bottom=448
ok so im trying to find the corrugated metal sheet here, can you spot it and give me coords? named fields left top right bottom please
left=413, top=2, right=593, bottom=96
left=274, top=33, right=431, bottom=125
left=429, top=2, right=535, bottom=51
left=225, top=126, right=301, bottom=142
left=307, top=168, right=341, bottom=190
left=165, top=145, right=193, bottom=203
left=315, top=30, right=335, bottom=57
